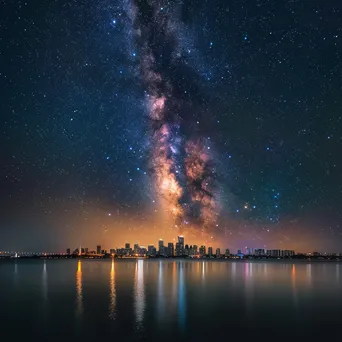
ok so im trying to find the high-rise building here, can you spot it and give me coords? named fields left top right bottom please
left=266, top=249, right=281, bottom=257
left=66, top=248, right=71, bottom=255
left=139, top=246, right=147, bottom=256
left=216, top=248, right=221, bottom=258
left=175, top=242, right=184, bottom=256
left=281, top=250, right=295, bottom=257
left=134, top=244, right=139, bottom=254
left=225, top=249, right=230, bottom=257
left=245, top=247, right=254, bottom=255
left=254, top=249, right=265, bottom=256
left=168, top=242, right=174, bottom=257
left=110, top=248, right=115, bottom=255
left=184, top=244, right=189, bottom=256
left=208, top=247, right=213, bottom=257
left=178, top=236, right=185, bottom=246
left=125, top=243, right=130, bottom=249
left=97, top=245, right=101, bottom=254
left=199, top=245, right=206, bottom=256
left=84, top=247, right=88, bottom=254
left=101, top=249, right=107, bottom=254
left=158, top=239, right=164, bottom=255
left=148, top=245, right=156, bottom=257
left=189, top=245, right=193, bottom=256
left=193, top=245, right=198, bottom=255
left=237, top=249, right=242, bottom=255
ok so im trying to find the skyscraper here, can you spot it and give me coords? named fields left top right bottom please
left=168, top=242, right=174, bottom=257
left=66, top=248, right=71, bottom=255
left=158, top=239, right=164, bottom=255
left=184, top=244, right=189, bottom=256
left=178, top=236, right=185, bottom=246
left=225, top=249, right=230, bottom=257
left=125, top=243, right=130, bottom=249
left=175, top=242, right=184, bottom=256
left=134, top=244, right=139, bottom=254
left=216, top=248, right=221, bottom=258
left=193, top=245, right=198, bottom=255
left=199, top=245, right=206, bottom=256
left=96, top=245, right=101, bottom=254
left=208, top=247, right=213, bottom=257
left=148, top=245, right=156, bottom=257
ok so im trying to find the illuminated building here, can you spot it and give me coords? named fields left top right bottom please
left=139, top=247, right=147, bottom=256
left=281, top=250, right=295, bottom=257
left=225, top=249, right=230, bottom=257
left=168, top=242, right=174, bottom=257
left=245, top=247, right=254, bottom=255
left=125, top=243, right=131, bottom=249
left=199, top=245, right=206, bottom=256
left=188, top=245, right=193, bottom=256
left=184, top=244, right=189, bottom=256
left=216, top=248, right=221, bottom=258
left=148, top=245, right=156, bottom=257
left=175, top=242, right=184, bottom=256
left=208, top=247, right=213, bottom=258
left=178, top=236, right=185, bottom=246
left=110, top=249, right=115, bottom=255
left=237, top=249, right=242, bottom=255
left=254, top=249, right=265, bottom=256
left=134, top=244, right=139, bottom=254
left=101, top=249, right=107, bottom=254
left=158, top=239, right=164, bottom=255
left=96, top=245, right=101, bottom=254
left=267, top=249, right=281, bottom=257
left=84, top=248, right=88, bottom=254
left=193, top=245, right=198, bottom=255
left=66, top=248, right=71, bottom=255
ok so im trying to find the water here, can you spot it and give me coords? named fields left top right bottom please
left=1, top=259, right=342, bottom=340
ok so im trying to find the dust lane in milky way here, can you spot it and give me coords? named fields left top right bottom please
left=132, top=0, right=219, bottom=237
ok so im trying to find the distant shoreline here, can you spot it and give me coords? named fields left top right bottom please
left=1, top=256, right=342, bottom=262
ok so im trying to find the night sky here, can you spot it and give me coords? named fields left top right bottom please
left=1, top=0, right=341, bottom=252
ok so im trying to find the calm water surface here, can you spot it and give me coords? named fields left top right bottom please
left=1, top=259, right=342, bottom=340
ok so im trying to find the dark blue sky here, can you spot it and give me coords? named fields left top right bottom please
left=1, top=0, right=341, bottom=252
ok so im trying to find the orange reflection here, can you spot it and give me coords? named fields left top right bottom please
left=109, top=258, right=116, bottom=319
left=76, top=260, right=83, bottom=316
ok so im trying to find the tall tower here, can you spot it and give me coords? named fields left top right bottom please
left=158, top=239, right=164, bottom=255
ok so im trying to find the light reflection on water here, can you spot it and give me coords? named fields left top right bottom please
left=134, top=259, right=145, bottom=328
left=178, top=261, right=186, bottom=330
left=42, top=260, right=48, bottom=303
left=3, top=259, right=342, bottom=339
left=109, top=258, right=116, bottom=320
left=76, top=260, right=83, bottom=316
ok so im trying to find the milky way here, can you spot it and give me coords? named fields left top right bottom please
left=131, top=0, right=218, bottom=236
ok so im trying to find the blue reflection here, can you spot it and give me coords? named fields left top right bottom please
left=178, top=261, right=186, bottom=330
left=42, top=260, right=48, bottom=303
left=157, top=260, right=164, bottom=319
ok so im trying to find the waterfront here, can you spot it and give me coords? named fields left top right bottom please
left=1, top=259, right=342, bottom=340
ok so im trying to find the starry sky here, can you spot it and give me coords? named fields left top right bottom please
left=1, top=0, right=342, bottom=252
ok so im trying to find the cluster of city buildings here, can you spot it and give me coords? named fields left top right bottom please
left=66, top=237, right=295, bottom=259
